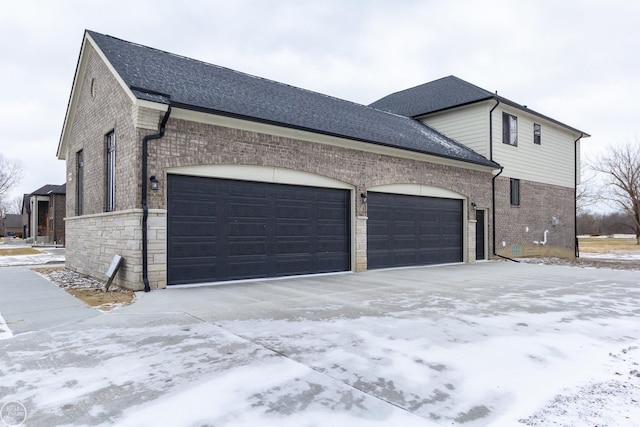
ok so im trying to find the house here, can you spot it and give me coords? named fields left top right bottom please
left=0, top=214, right=23, bottom=237
left=57, top=31, right=585, bottom=291
left=370, top=76, right=589, bottom=260
left=22, top=184, right=66, bottom=245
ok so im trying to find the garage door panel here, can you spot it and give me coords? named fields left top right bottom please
left=171, top=220, right=217, bottom=237
left=168, top=175, right=350, bottom=285
left=367, top=192, right=462, bottom=269
left=170, top=240, right=218, bottom=258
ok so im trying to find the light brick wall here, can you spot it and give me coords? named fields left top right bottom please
left=467, top=219, right=477, bottom=263
left=494, top=176, right=575, bottom=259
left=65, top=209, right=165, bottom=290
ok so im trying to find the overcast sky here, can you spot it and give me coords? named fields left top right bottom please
left=1, top=0, right=639, bottom=208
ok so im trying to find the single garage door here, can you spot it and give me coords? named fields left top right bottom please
left=367, top=192, right=463, bottom=269
left=167, top=175, right=351, bottom=285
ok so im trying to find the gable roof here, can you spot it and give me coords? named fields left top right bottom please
left=30, top=184, right=66, bottom=196
left=370, top=76, right=589, bottom=137
left=78, top=31, right=498, bottom=169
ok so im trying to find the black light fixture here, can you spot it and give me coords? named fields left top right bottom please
left=471, top=202, right=477, bottom=210
left=150, top=175, right=159, bottom=191
left=360, top=192, right=367, bottom=204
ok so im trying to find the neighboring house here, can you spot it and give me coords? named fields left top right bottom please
left=370, top=76, right=589, bottom=260
left=22, top=184, right=66, bottom=245
left=0, top=214, right=23, bottom=237
left=56, top=31, right=584, bottom=291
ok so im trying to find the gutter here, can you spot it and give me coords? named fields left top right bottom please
left=142, top=104, right=172, bottom=292
left=574, top=133, right=584, bottom=258
left=489, top=99, right=518, bottom=263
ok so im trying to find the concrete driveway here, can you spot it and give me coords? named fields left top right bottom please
left=1, top=262, right=639, bottom=426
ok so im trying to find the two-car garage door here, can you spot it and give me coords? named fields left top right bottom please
left=167, top=175, right=351, bottom=285
left=167, top=175, right=463, bottom=285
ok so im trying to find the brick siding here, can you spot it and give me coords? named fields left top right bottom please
left=494, top=177, right=576, bottom=259
left=63, top=44, right=576, bottom=290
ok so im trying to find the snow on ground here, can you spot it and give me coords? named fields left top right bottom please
left=0, top=312, right=12, bottom=340
left=0, top=245, right=65, bottom=266
left=579, top=251, right=640, bottom=260
left=1, top=262, right=639, bottom=426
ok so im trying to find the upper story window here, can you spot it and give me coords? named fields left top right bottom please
left=76, top=150, right=84, bottom=216
left=533, top=123, right=541, bottom=145
left=502, top=113, right=518, bottom=146
left=106, top=131, right=116, bottom=212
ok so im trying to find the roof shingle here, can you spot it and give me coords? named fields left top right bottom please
left=369, top=76, right=589, bottom=136
left=87, top=31, right=498, bottom=168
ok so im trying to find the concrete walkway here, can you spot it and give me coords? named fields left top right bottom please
left=0, top=266, right=98, bottom=334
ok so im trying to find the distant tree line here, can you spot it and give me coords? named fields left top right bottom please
left=577, top=211, right=636, bottom=236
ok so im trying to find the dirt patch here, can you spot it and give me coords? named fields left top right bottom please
left=32, top=267, right=134, bottom=311
left=0, top=247, right=42, bottom=256
left=66, top=288, right=134, bottom=309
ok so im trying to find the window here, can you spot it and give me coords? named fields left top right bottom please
left=106, top=131, right=116, bottom=211
left=510, top=178, right=520, bottom=206
left=533, top=123, right=541, bottom=145
left=502, top=113, right=518, bottom=146
left=76, top=150, right=84, bottom=216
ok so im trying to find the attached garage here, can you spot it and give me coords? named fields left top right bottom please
left=167, top=174, right=351, bottom=285
left=367, top=192, right=463, bottom=269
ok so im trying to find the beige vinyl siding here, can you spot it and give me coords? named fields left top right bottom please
left=420, top=103, right=489, bottom=157
left=492, top=105, right=577, bottom=188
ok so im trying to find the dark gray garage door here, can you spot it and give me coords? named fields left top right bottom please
left=167, top=175, right=350, bottom=285
left=367, top=192, right=463, bottom=269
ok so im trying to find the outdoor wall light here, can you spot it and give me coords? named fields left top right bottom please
left=360, top=192, right=367, bottom=204
left=471, top=202, right=477, bottom=210
left=150, top=175, right=159, bottom=191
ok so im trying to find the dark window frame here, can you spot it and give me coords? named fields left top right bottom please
left=76, top=150, right=84, bottom=216
left=533, top=123, right=541, bottom=145
left=510, top=178, right=520, bottom=206
left=105, top=131, right=116, bottom=212
left=502, top=112, right=518, bottom=146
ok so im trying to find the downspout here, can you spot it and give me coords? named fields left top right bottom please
left=142, top=104, right=172, bottom=292
left=574, top=133, right=584, bottom=258
left=489, top=98, right=519, bottom=262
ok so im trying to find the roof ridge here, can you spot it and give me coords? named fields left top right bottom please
left=447, top=75, right=495, bottom=97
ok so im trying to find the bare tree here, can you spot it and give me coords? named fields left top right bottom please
left=8, top=195, right=24, bottom=215
left=0, top=153, right=24, bottom=200
left=592, top=141, right=640, bottom=244
left=576, top=166, right=598, bottom=214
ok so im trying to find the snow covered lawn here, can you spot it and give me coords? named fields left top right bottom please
left=1, top=263, right=639, bottom=426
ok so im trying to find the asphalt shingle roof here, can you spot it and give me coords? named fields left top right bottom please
left=87, top=31, right=498, bottom=169
left=31, top=184, right=63, bottom=196
left=370, top=76, right=495, bottom=117
left=3, top=214, right=22, bottom=228
left=370, top=76, right=589, bottom=136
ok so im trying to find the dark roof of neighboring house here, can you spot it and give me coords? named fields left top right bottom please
left=86, top=31, right=498, bottom=169
left=51, top=183, right=66, bottom=195
left=22, top=194, right=30, bottom=214
left=2, top=214, right=22, bottom=228
left=31, top=184, right=66, bottom=196
left=370, top=76, right=589, bottom=137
